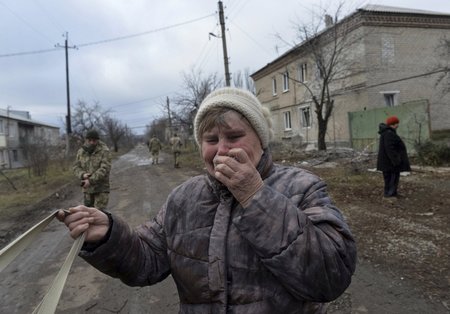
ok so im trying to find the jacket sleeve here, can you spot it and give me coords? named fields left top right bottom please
left=88, top=149, right=112, bottom=185
left=79, top=208, right=171, bottom=286
left=232, top=170, right=357, bottom=302
left=383, top=132, right=401, bottom=167
left=72, top=150, right=85, bottom=179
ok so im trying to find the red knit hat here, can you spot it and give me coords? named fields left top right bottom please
left=386, top=116, right=399, bottom=126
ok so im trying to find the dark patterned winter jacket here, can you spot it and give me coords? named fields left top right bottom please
left=80, top=151, right=357, bottom=314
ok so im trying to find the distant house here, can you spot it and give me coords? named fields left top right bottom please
left=251, top=5, right=450, bottom=151
left=0, top=108, right=60, bottom=169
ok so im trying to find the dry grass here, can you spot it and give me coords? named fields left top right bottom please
left=0, top=160, right=74, bottom=216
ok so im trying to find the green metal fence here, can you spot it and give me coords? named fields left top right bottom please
left=348, top=100, right=430, bottom=153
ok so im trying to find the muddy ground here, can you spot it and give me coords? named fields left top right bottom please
left=296, top=155, right=450, bottom=313
left=0, top=145, right=449, bottom=313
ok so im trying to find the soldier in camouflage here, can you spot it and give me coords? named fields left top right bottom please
left=147, top=134, right=162, bottom=164
left=169, top=133, right=182, bottom=168
left=73, top=129, right=112, bottom=210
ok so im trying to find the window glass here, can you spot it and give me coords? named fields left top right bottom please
left=282, top=71, right=289, bottom=91
left=13, top=150, right=18, bottom=162
left=284, top=111, right=291, bottom=129
left=300, top=107, right=312, bottom=127
left=383, top=93, right=396, bottom=107
left=272, top=77, right=277, bottom=95
left=298, top=63, right=307, bottom=82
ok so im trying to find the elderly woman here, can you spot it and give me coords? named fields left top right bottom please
left=59, top=87, right=356, bottom=314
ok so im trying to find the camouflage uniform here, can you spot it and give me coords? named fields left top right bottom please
left=73, top=140, right=112, bottom=210
left=148, top=136, right=162, bottom=164
left=169, top=134, right=182, bottom=168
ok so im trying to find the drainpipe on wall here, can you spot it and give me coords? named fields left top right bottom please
left=6, top=106, right=11, bottom=169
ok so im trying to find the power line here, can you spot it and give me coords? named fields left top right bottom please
left=0, top=47, right=60, bottom=58
left=77, top=13, right=214, bottom=48
left=108, top=89, right=181, bottom=109
left=0, top=13, right=215, bottom=58
left=230, top=21, right=273, bottom=56
left=32, top=0, right=66, bottom=34
left=0, top=0, right=55, bottom=45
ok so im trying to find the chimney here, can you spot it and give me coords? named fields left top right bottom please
left=324, top=14, right=333, bottom=28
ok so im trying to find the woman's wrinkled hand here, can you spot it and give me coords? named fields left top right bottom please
left=57, top=205, right=110, bottom=241
left=213, top=148, right=264, bottom=207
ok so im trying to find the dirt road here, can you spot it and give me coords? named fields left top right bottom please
left=1, top=145, right=448, bottom=313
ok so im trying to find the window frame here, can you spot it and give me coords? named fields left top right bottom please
left=282, top=71, right=289, bottom=92
left=283, top=111, right=292, bottom=130
left=315, top=62, right=324, bottom=80
left=299, top=106, right=312, bottom=128
left=272, top=77, right=277, bottom=96
left=0, top=150, right=5, bottom=166
left=297, top=63, right=308, bottom=82
left=381, top=91, right=399, bottom=107
left=12, top=150, right=18, bottom=162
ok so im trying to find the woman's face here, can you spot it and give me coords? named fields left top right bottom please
left=201, top=111, right=263, bottom=177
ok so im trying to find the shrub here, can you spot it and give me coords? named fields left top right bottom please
left=415, top=141, right=450, bottom=166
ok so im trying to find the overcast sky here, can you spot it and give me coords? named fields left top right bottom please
left=1, top=0, right=449, bottom=135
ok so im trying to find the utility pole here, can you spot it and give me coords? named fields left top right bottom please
left=218, top=1, right=231, bottom=86
left=56, top=32, right=76, bottom=156
left=166, top=96, right=173, bottom=136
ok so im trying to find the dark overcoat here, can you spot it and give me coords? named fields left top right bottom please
left=377, top=123, right=411, bottom=172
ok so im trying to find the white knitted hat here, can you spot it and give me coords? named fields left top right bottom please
left=194, top=87, right=272, bottom=148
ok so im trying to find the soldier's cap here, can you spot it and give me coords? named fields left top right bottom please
left=85, top=129, right=100, bottom=140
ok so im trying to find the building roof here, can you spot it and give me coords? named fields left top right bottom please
left=0, top=108, right=59, bottom=129
left=361, top=4, right=450, bottom=16
left=251, top=4, right=450, bottom=79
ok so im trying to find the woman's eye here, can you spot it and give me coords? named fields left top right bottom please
left=229, top=134, right=243, bottom=141
left=204, top=138, right=218, bottom=144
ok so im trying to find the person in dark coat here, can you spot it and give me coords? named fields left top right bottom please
left=376, top=116, right=411, bottom=197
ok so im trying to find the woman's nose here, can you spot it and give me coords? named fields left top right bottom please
left=217, top=139, right=230, bottom=155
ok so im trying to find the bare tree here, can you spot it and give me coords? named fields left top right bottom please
left=70, top=100, right=138, bottom=152
left=435, top=36, right=450, bottom=94
left=174, top=68, right=222, bottom=133
left=21, top=135, right=50, bottom=177
left=232, top=68, right=256, bottom=94
left=102, top=115, right=127, bottom=152
left=278, top=3, right=361, bottom=150
left=71, top=100, right=111, bottom=139
left=145, top=117, right=168, bottom=143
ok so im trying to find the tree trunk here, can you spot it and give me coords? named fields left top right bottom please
left=317, top=119, right=327, bottom=151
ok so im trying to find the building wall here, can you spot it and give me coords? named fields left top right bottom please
left=253, top=8, right=450, bottom=149
left=256, top=26, right=369, bottom=147
left=0, top=115, right=60, bottom=168
left=349, top=100, right=430, bottom=153
left=363, top=26, right=450, bottom=131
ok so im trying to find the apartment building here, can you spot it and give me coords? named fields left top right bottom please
left=251, top=5, right=450, bottom=150
left=0, top=108, right=60, bottom=168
